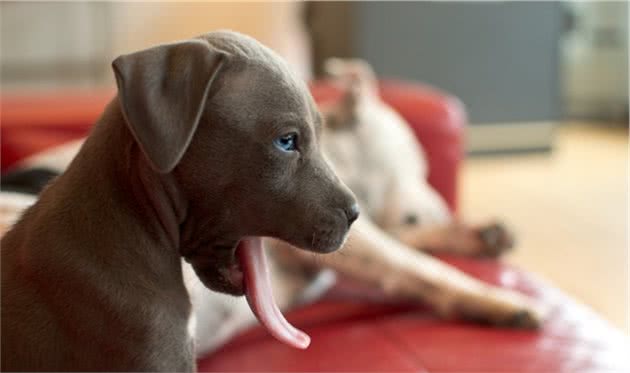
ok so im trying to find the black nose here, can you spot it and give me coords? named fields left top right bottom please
left=345, top=203, right=360, bottom=225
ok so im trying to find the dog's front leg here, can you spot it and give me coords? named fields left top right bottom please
left=393, top=220, right=515, bottom=258
left=280, top=218, right=545, bottom=328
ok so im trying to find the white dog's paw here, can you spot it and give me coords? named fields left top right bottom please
left=474, top=221, right=515, bottom=257
left=450, top=287, right=547, bottom=329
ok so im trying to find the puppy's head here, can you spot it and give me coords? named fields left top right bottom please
left=112, top=31, right=358, bottom=294
left=322, top=58, right=452, bottom=232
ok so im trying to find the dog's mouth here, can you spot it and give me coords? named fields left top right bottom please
left=187, top=238, right=311, bottom=350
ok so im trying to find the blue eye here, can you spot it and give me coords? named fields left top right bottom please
left=274, top=133, right=298, bottom=152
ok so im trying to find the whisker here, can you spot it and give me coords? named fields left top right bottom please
left=310, top=252, right=324, bottom=267
left=335, top=249, right=349, bottom=258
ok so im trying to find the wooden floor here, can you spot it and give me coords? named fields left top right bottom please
left=459, top=123, right=628, bottom=333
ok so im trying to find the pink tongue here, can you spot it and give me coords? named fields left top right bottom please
left=237, top=237, right=311, bottom=349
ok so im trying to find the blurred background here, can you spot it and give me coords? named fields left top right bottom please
left=1, top=1, right=628, bottom=333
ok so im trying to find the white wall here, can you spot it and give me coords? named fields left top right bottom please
left=1, top=2, right=311, bottom=90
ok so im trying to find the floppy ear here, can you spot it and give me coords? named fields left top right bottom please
left=322, top=95, right=359, bottom=130
left=324, top=57, right=379, bottom=100
left=112, top=39, right=226, bottom=173
left=322, top=75, right=360, bottom=130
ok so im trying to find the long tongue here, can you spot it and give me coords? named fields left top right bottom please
left=237, top=237, right=311, bottom=349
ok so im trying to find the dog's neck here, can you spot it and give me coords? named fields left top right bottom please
left=67, top=99, right=189, bottom=258
left=131, top=149, right=188, bottom=250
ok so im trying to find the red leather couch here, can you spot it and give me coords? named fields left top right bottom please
left=2, top=82, right=629, bottom=372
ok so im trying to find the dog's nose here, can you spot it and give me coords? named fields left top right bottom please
left=345, top=203, right=360, bottom=225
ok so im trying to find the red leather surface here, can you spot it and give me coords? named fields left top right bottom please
left=198, top=257, right=630, bottom=372
left=0, top=89, right=115, bottom=170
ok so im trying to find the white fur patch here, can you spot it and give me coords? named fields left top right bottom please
left=187, top=309, right=197, bottom=341
left=297, top=269, right=337, bottom=305
left=0, top=192, right=37, bottom=234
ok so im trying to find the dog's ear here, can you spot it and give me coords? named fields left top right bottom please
left=112, top=40, right=226, bottom=173
left=322, top=84, right=360, bottom=130
left=324, top=57, right=379, bottom=100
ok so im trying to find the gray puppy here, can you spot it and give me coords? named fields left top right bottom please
left=1, top=31, right=357, bottom=371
